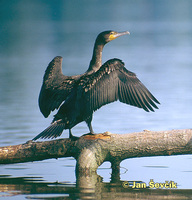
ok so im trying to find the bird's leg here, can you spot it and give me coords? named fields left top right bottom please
left=69, top=129, right=73, bottom=138
left=81, top=122, right=95, bottom=137
left=69, top=129, right=79, bottom=141
left=87, top=122, right=95, bottom=135
left=89, top=124, right=94, bottom=134
left=85, top=115, right=95, bottom=135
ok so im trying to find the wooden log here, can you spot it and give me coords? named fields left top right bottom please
left=0, top=129, right=192, bottom=174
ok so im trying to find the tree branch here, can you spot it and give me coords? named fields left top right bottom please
left=0, top=129, right=192, bottom=174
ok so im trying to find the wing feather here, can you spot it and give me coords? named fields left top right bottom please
left=80, top=58, right=160, bottom=114
left=133, top=87, right=150, bottom=111
left=39, top=56, right=78, bottom=117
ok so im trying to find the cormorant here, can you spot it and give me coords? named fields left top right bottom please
left=33, top=30, right=160, bottom=140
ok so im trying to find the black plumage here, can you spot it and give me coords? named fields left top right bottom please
left=33, top=31, right=160, bottom=140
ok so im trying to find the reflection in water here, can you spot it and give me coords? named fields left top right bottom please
left=0, top=174, right=192, bottom=199
left=0, top=0, right=192, bottom=199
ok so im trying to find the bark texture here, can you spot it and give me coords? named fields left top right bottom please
left=0, top=129, right=192, bottom=174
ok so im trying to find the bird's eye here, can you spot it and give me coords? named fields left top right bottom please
left=109, top=32, right=116, bottom=40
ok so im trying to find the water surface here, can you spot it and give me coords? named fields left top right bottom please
left=0, top=0, right=192, bottom=199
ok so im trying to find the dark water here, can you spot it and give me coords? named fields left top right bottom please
left=0, top=0, right=192, bottom=199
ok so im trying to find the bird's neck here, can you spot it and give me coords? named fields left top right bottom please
left=87, top=41, right=104, bottom=73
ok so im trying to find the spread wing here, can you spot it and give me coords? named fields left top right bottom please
left=39, top=56, right=78, bottom=117
left=80, top=58, right=160, bottom=114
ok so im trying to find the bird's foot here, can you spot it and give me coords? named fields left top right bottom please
left=69, top=130, right=79, bottom=141
left=88, top=132, right=95, bottom=135
left=70, top=135, right=79, bottom=141
left=81, top=132, right=95, bottom=137
left=82, top=132, right=111, bottom=140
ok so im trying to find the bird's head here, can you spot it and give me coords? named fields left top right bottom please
left=97, top=30, right=130, bottom=44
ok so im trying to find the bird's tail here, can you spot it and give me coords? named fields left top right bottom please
left=33, top=120, right=65, bottom=140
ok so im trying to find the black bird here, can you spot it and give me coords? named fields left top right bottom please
left=33, top=30, right=160, bottom=140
